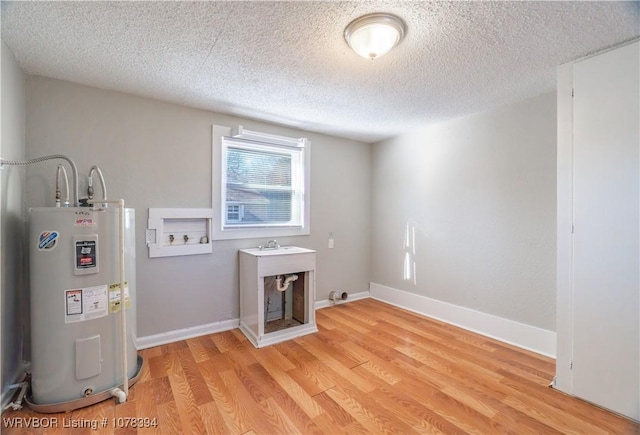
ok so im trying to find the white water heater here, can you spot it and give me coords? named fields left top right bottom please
left=28, top=207, right=139, bottom=410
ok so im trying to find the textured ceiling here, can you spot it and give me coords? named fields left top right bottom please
left=2, top=1, right=639, bottom=143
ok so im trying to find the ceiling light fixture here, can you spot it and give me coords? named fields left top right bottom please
left=344, top=13, right=407, bottom=60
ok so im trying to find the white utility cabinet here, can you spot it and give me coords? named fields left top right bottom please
left=239, top=247, right=317, bottom=348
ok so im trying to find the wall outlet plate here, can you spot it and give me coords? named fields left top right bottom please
left=145, top=229, right=156, bottom=245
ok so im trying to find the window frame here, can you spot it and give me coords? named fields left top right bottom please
left=212, top=125, right=310, bottom=240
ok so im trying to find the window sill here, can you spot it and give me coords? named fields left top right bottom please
left=212, top=226, right=310, bottom=241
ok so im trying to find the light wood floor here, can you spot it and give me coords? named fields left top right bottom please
left=3, top=299, right=639, bottom=434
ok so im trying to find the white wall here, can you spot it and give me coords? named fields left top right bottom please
left=24, top=76, right=371, bottom=339
left=1, top=40, right=27, bottom=400
left=370, top=92, right=557, bottom=332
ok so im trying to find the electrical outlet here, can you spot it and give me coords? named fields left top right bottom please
left=328, top=232, right=334, bottom=249
left=145, top=229, right=156, bottom=244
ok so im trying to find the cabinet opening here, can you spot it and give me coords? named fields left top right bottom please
left=264, top=271, right=307, bottom=333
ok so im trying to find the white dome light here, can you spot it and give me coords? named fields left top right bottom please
left=344, top=13, right=407, bottom=60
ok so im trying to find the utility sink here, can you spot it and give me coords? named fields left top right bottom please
left=239, top=246, right=317, bottom=348
left=241, top=246, right=315, bottom=256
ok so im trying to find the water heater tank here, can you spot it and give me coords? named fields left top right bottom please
left=28, top=207, right=139, bottom=409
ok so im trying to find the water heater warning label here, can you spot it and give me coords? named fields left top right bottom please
left=65, top=285, right=108, bottom=323
left=75, top=240, right=97, bottom=269
left=66, top=290, right=82, bottom=315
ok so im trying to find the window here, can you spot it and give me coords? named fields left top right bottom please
left=212, top=125, right=310, bottom=240
left=226, top=204, right=244, bottom=223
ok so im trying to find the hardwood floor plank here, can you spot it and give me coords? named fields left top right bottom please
left=317, top=309, right=372, bottom=334
left=491, top=341, right=556, bottom=370
left=330, top=303, right=379, bottom=326
left=318, top=334, right=372, bottom=367
left=313, top=313, right=339, bottom=331
left=312, top=391, right=357, bottom=428
left=160, top=352, right=183, bottom=377
left=286, top=366, right=332, bottom=397
left=70, top=399, right=115, bottom=435
left=130, top=381, right=161, bottom=435
left=198, top=401, right=233, bottom=435
left=348, top=330, right=424, bottom=368
left=186, top=336, right=210, bottom=363
left=433, top=389, right=512, bottom=434
left=337, top=382, right=421, bottom=434
left=222, top=345, right=260, bottom=368
left=282, top=382, right=323, bottom=419
left=342, top=420, right=376, bottom=435
left=492, top=408, right=565, bottom=434
left=211, top=330, right=244, bottom=353
left=252, top=345, right=296, bottom=372
left=113, top=401, right=137, bottom=435
left=198, top=360, right=247, bottom=434
left=498, top=375, right=639, bottom=434
left=217, top=369, right=280, bottom=434
left=199, top=335, right=224, bottom=360
left=156, top=401, right=182, bottom=434
left=258, top=397, right=305, bottom=434
left=229, top=328, right=249, bottom=343
left=252, top=356, right=299, bottom=391
left=140, top=346, right=162, bottom=359
left=147, top=355, right=167, bottom=380
left=440, top=384, right=499, bottom=419
left=296, top=337, right=376, bottom=393
left=370, top=384, right=466, bottom=435
left=244, top=363, right=324, bottom=433
left=166, top=340, right=188, bottom=353
left=208, top=352, right=235, bottom=373
left=412, top=352, right=581, bottom=435
left=230, top=364, right=271, bottom=403
left=375, top=317, right=449, bottom=347
left=149, top=376, right=174, bottom=405
left=502, top=395, right=609, bottom=434
left=167, top=371, right=207, bottom=434
left=354, top=360, right=401, bottom=386
left=324, top=386, right=409, bottom=434
left=176, top=348, right=214, bottom=406
left=300, top=332, right=362, bottom=369
left=274, top=341, right=317, bottom=367
left=310, top=413, right=347, bottom=434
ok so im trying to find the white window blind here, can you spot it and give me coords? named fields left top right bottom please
left=222, top=137, right=305, bottom=229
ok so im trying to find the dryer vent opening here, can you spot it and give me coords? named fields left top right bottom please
left=329, top=291, right=348, bottom=303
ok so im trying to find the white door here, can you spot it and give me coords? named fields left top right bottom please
left=572, top=41, right=639, bottom=420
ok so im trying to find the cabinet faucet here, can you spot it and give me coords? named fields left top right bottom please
left=266, top=239, right=279, bottom=249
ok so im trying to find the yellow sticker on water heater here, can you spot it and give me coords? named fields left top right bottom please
left=108, top=281, right=131, bottom=313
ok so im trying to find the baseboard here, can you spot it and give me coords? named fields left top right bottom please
left=135, top=318, right=240, bottom=350
left=369, top=283, right=556, bottom=358
left=136, top=291, right=370, bottom=349
left=315, top=290, right=371, bottom=310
